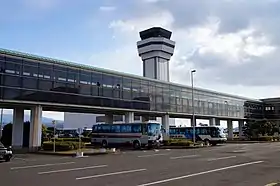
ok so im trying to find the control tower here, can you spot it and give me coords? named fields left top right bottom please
left=137, top=27, right=175, bottom=82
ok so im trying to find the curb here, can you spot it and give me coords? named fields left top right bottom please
left=32, top=151, right=114, bottom=157
left=160, top=145, right=208, bottom=149
left=226, top=141, right=280, bottom=144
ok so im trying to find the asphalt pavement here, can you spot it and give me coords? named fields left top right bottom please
left=1, top=143, right=280, bottom=186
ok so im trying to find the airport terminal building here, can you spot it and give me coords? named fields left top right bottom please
left=0, top=27, right=275, bottom=151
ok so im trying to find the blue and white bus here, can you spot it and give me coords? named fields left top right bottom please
left=169, top=126, right=227, bottom=145
left=91, top=122, right=162, bottom=149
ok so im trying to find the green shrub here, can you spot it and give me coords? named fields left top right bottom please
left=42, top=141, right=85, bottom=151
left=50, top=137, right=91, bottom=143
left=164, top=139, right=193, bottom=146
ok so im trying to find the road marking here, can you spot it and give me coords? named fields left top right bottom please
left=76, top=168, right=147, bottom=180
left=10, top=162, right=75, bottom=170
left=233, top=150, right=246, bottom=153
left=138, top=153, right=169, bottom=158
left=170, top=155, right=199, bottom=160
left=38, top=165, right=108, bottom=175
left=265, top=183, right=280, bottom=186
left=207, top=156, right=237, bottom=161
left=137, top=161, right=264, bottom=186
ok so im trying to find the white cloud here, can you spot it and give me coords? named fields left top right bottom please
left=99, top=6, right=116, bottom=12
left=89, top=0, right=280, bottom=99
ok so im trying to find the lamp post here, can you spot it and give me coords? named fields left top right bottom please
left=191, top=70, right=196, bottom=144
left=0, top=108, right=3, bottom=139
left=52, top=120, right=56, bottom=152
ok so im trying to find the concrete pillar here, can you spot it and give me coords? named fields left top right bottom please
left=238, top=120, right=244, bottom=139
left=125, top=112, right=134, bottom=123
left=29, top=105, right=42, bottom=152
left=209, top=118, right=220, bottom=126
left=190, top=118, right=196, bottom=126
left=162, top=115, right=170, bottom=134
left=227, top=119, right=233, bottom=140
left=12, top=108, right=24, bottom=149
left=105, top=113, right=113, bottom=124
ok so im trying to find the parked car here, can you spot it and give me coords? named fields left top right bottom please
left=0, top=142, right=12, bottom=162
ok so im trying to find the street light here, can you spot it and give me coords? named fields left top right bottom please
left=0, top=108, right=3, bottom=139
left=191, top=70, right=196, bottom=144
left=52, top=120, right=56, bottom=152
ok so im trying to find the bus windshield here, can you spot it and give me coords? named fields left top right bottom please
left=147, top=123, right=160, bottom=136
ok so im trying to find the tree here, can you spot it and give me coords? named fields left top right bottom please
left=0, top=123, right=13, bottom=146
left=243, top=119, right=278, bottom=139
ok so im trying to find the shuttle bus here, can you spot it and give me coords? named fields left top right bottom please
left=91, top=122, right=162, bottom=149
left=169, top=126, right=227, bottom=145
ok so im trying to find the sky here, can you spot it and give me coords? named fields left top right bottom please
left=1, top=0, right=280, bottom=126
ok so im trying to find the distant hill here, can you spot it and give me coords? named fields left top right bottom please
left=0, top=113, right=64, bottom=128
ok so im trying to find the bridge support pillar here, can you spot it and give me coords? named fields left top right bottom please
left=209, top=118, right=220, bottom=126
left=125, top=112, right=134, bottom=123
left=12, top=107, right=24, bottom=149
left=227, top=119, right=233, bottom=140
left=162, top=115, right=170, bottom=134
left=29, top=105, right=42, bottom=152
left=105, top=113, right=113, bottom=124
left=190, top=118, right=196, bottom=127
left=238, top=120, right=244, bottom=139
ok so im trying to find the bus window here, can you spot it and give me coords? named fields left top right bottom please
left=132, top=124, right=141, bottom=133
left=111, top=125, right=120, bottom=133
left=92, top=125, right=98, bottom=132
left=171, top=129, right=175, bottom=134
left=120, top=125, right=132, bottom=133
left=142, top=124, right=147, bottom=134
left=179, top=128, right=186, bottom=134
left=101, top=125, right=111, bottom=133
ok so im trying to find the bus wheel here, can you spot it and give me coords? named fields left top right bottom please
left=133, top=140, right=141, bottom=150
left=101, top=140, right=108, bottom=148
left=204, top=139, right=210, bottom=146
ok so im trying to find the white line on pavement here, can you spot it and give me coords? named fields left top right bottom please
left=76, top=168, right=147, bottom=180
left=207, top=156, right=237, bottom=161
left=170, top=155, right=200, bottom=160
left=10, top=162, right=75, bottom=170
left=38, top=165, right=108, bottom=175
left=138, top=153, right=169, bottom=158
left=137, top=161, right=264, bottom=186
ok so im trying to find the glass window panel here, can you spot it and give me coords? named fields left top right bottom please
left=39, top=67, right=52, bottom=79
left=54, top=70, right=67, bottom=82
left=111, top=125, right=120, bottom=133
left=38, top=79, right=53, bottom=91
left=132, top=124, right=141, bottom=133
left=79, top=84, right=91, bottom=95
left=23, top=65, right=38, bottom=77
left=5, top=61, right=21, bottom=75
left=6, top=56, right=22, bottom=64
left=3, top=87, right=21, bottom=100
left=140, top=81, right=149, bottom=97
left=123, top=78, right=131, bottom=99
left=120, top=125, right=132, bottom=133
left=67, top=68, right=78, bottom=83
left=3, top=75, right=21, bottom=87
left=22, top=77, right=38, bottom=89
left=23, top=59, right=38, bottom=66
left=102, top=74, right=113, bottom=88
